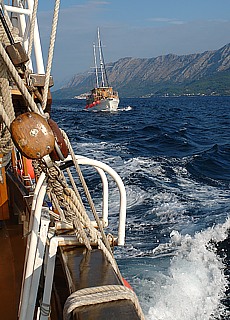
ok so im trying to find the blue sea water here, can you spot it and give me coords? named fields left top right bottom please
left=52, top=96, right=230, bottom=320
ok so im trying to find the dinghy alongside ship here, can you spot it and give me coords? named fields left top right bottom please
left=86, top=28, right=119, bottom=112
left=0, top=1, right=144, bottom=319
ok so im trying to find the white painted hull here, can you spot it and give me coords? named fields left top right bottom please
left=86, top=97, right=119, bottom=112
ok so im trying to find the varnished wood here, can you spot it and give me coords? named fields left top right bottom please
left=0, top=221, right=25, bottom=320
left=2, top=170, right=142, bottom=320
left=72, top=300, right=141, bottom=320
left=52, top=247, right=141, bottom=320
left=0, top=155, right=9, bottom=220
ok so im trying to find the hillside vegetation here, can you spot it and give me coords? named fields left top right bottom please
left=52, top=43, right=230, bottom=99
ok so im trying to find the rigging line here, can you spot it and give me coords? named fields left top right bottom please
left=61, top=129, right=124, bottom=281
left=97, top=28, right=109, bottom=87
left=0, top=56, right=14, bottom=155
left=93, top=42, right=99, bottom=88
left=27, top=0, right=38, bottom=60
left=42, top=0, right=60, bottom=110
left=97, top=28, right=105, bottom=87
left=0, top=101, right=11, bottom=129
left=0, top=1, right=14, bottom=41
left=100, top=41, right=109, bottom=87
left=0, top=41, right=41, bottom=114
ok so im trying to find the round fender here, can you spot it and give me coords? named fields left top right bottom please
left=10, top=112, right=55, bottom=159
left=48, top=118, right=68, bottom=161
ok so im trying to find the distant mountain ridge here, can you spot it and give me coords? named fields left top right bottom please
left=52, top=43, right=230, bottom=99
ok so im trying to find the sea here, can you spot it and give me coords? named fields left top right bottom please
left=51, top=96, right=230, bottom=320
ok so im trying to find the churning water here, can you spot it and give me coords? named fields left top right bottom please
left=52, top=96, right=230, bottom=320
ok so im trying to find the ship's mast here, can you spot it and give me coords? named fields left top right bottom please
left=97, top=27, right=105, bottom=87
left=94, top=27, right=110, bottom=88
left=93, top=42, right=99, bottom=88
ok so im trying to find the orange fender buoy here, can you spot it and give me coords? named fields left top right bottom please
left=25, top=158, right=35, bottom=179
left=122, top=278, right=133, bottom=290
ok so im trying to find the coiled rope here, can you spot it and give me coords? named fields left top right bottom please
left=63, top=285, right=145, bottom=320
left=0, top=0, right=121, bottom=282
left=43, top=157, right=121, bottom=275
left=61, top=129, right=124, bottom=279
left=0, top=56, right=14, bottom=155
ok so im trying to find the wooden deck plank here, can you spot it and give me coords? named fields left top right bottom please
left=0, top=221, right=25, bottom=320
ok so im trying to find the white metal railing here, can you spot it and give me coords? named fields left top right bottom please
left=19, top=155, right=127, bottom=319
left=68, top=154, right=127, bottom=246
left=19, top=172, right=47, bottom=320
left=4, top=0, right=45, bottom=73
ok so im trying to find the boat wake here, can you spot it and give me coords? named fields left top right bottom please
left=135, top=218, right=230, bottom=320
left=118, top=105, right=133, bottom=111
left=52, top=98, right=230, bottom=320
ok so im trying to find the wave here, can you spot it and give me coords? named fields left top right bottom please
left=187, top=144, right=230, bottom=187
left=131, top=218, right=230, bottom=320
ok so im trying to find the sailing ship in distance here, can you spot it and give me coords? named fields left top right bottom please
left=86, top=28, right=119, bottom=112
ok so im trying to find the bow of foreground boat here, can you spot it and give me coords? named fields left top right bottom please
left=0, top=220, right=25, bottom=319
left=0, top=1, right=145, bottom=319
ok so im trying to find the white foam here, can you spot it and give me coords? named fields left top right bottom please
left=141, top=218, right=230, bottom=320
left=118, top=105, right=133, bottom=111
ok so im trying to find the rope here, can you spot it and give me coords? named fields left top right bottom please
left=66, top=167, right=84, bottom=207
left=61, top=129, right=124, bottom=280
left=0, top=100, right=11, bottom=129
left=64, top=189, right=120, bottom=272
left=0, top=55, right=14, bottom=154
left=45, top=164, right=93, bottom=249
left=72, top=217, right=92, bottom=251
left=61, top=131, right=112, bottom=247
left=46, top=165, right=73, bottom=220
left=0, top=6, right=145, bottom=319
left=40, top=302, right=50, bottom=317
left=27, top=0, right=39, bottom=60
left=0, top=59, right=14, bottom=120
left=0, top=2, right=15, bottom=44
left=42, top=155, right=121, bottom=274
left=44, top=161, right=119, bottom=264
left=0, top=5, right=145, bottom=319
left=0, top=41, right=41, bottom=115
left=63, top=285, right=145, bottom=320
left=42, top=0, right=60, bottom=110
left=49, top=192, right=66, bottom=221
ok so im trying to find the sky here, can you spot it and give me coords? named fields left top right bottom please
left=37, top=0, right=230, bottom=88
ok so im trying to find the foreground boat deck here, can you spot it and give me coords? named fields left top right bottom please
left=0, top=220, right=25, bottom=320
left=0, top=169, right=143, bottom=320
left=53, top=247, right=142, bottom=319
left=0, top=220, right=142, bottom=320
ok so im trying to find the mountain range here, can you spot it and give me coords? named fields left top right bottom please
left=52, top=43, right=230, bottom=99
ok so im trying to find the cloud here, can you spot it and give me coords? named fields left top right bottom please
left=149, top=17, right=186, bottom=25
left=66, top=1, right=110, bottom=10
left=207, top=19, right=229, bottom=23
left=90, top=1, right=110, bottom=4
left=37, top=3, right=230, bottom=87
